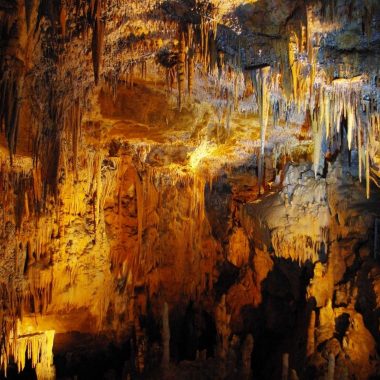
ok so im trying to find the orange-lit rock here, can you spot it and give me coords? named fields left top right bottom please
left=227, top=228, right=250, bottom=267
left=0, top=0, right=380, bottom=379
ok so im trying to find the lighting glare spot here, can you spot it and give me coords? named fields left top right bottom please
left=189, top=141, right=217, bottom=171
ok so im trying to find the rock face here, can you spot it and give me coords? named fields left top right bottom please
left=0, top=0, right=380, bottom=379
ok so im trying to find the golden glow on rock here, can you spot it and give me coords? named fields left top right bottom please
left=0, top=0, right=379, bottom=378
left=188, top=141, right=217, bottom=171
left=1, top=321, right=55, bottom=380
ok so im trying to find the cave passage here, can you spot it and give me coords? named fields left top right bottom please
left=1, top=0, right=380, bottom=379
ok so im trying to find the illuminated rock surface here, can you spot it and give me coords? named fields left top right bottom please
left=0, top=0, right=380, bottom=379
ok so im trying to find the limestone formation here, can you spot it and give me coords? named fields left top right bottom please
left=327, top=352, right=335, bottom=380
left=0, top=0, right=380, bottom=379
left=241, top=334, right=254, bottom=379
left=282, top=353, right=289, bottom=380
left=162, top=302, right=170, bottom=368
left=307, top=310, right=316, bottom=358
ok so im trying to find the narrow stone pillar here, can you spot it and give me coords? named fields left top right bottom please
left=162, top=302, right=170, bottom=368
left=215, top=295, right=231, bottom=360
left=307, top=310, right=316, bottom=357
left=135, top=319, right=146, bottom=373
left=282, top=353, right=289, bottom=380
left=290, top=369, right=299, bottom=380
left=241, top=334, right=254, bottom=379
left=327, top=352, right=335, bottom=380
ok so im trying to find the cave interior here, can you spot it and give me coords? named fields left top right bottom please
left=1, top=0, right=380, bottom=379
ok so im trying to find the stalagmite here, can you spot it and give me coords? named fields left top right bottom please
left=162, top=302, right=170, bottom=368
left=327, top=352, right=335, bottom=380
left=307, top=310, right=316, bottom=357
left=241, top=334, right=254, bottom=379
left=135, top=319, right=146, bottom=374
left=215, top=295, right=231, bottom=360
left=282, top=353, right=289, bottom=380
left=290, top=369, right=299, bottom=380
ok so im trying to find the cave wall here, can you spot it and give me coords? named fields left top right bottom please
left=0, top=0, right=380, bottom=379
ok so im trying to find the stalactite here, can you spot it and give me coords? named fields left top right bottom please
left=272, top=230, right=325, bottom=263
left=0, top=69, right=24, bottom=163
left=358, top=118, right=364, bottom=182
left=91, top=0, right=104, bottom=85
left=177, top=32, right=186, bottom=111
left=307, top=75, right=380, bottom=196
left=366, top=144, right=370, bottom=198
left=65, top=99, right=82, bottom=175
left=251, top=66, right=271, bottom=192
left=289, top=32, right=299, bottom=102
left=24, top=0, right=34, bottom=31
left=312, top=103, right=323, bottom=177
left=188, top=51, right=194, bottom=95
left=14, top=173, right=33, bottom=229
left=135, top=170, right=144, bottom=271
left=347, top=105, right=356, bottom=151
left=1, top=327, right=55, bottom=380
left=39, top=125, right=61, bottom=202
left=59, top=2, right=67, bottom=37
